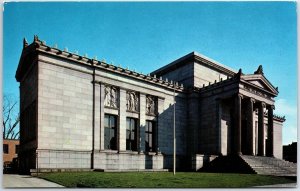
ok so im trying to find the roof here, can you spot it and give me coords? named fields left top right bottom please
left=151, top=51, right=237, bottom=77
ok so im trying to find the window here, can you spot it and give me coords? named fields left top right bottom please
left=145, top=120, right=156, bottom=152
left=104, top=114, right=117, bottom=150
left=126, top=118, right=137, bottom=151
left=3, top=144, right=8, bottom=154
left=15, top=145, right=19, bottom=154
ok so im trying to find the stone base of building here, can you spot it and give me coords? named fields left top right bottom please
left=93, top=151, right=164, bottom=170
left=191, top=154, right=218, bottom=171
left=36, top=149, right=166, bottom=171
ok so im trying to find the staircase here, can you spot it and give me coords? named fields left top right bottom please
left=241, top=155, right=297, bottom=177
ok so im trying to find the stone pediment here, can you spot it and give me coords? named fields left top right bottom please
left=241, top=74, right=278, bottom=95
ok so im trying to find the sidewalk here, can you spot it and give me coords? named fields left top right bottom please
left=254, top=183, right=297, bottom=188
left=3, top=174, right=64, bottom=188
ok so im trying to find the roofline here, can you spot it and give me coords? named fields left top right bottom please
left=15, top=35, right=185, bottom=92
left=151, top=51, right=237, bottom=77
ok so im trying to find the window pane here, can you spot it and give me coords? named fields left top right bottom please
left=104, top=115, right=109, bottom=127
left=104, top=128, right=110, bottom=149
left=3, top=144, right=8, bottom=154
left=149, top=134, right=152, bottom=148
left=149, top=122, right=152, bottom=132
left=126, top=140, right=130, bottom=150
left=104, top=114, right=117, bottom=150
left=126, top=118, right=130, bottom=130
left=126, top=130, right=130, bottom=139
left=110, top=116, right=115, bottom=128
left=145, top=122, right=149, bottom=132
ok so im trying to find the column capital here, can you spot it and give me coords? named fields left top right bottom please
left=249, top=97, right=256, bottom=103
left=237, top=93, right=243, bottom=99
left=267, top=104, right=275, bottom=110
left=260, top=101, right=266, bottom=108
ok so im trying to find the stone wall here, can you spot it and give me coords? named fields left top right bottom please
left=194, top=62, right=229, bottom=88
left=198, top=95, right=219, bottom=154
left=273, top=121, right=283, bottom=159
left=19, top=60, right=38, bottom=174
left=38, top=56, right=93, bottom=151
left=157, top=62, right=194, bottom=88
left=94, top=151, right=163, bottom=170
left=34, top=53, right=187, bottom=170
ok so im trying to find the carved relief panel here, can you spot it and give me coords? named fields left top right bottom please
left=104, top=85, right=119, bottom=108
left=146, top=95, right=156, bottom=115
left=126, top=91, right=139, bottom=112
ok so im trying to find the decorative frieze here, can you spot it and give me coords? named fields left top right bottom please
left=126, top=91, right=139, bottom=112
left=104, top=85, right=118, bottom=108
left=243, top=85, right=271, bottom=99
left=146, top=95, right=156, bottom=115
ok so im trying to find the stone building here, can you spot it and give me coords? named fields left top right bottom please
left=16, top=36, right=285, bottom=174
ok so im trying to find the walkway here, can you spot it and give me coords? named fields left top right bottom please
left=3, top=174, right=64, bottom=188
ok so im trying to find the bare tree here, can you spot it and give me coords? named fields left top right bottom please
left=3, top=94, right=20, bottom=139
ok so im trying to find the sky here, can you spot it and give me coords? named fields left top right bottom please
left=3, top=2, right=297, bottom=145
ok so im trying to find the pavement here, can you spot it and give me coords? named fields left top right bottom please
left=254, top=183, right=297, bottom=188
left=3, top=174, right=64, bottom=188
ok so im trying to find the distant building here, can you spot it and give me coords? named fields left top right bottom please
left=16, top=36, right=285, bottom=174
left=3, top=139, right=19, bottom=169
left=283, top=142, right=297, bottom=163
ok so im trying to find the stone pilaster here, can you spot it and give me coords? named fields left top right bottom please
left=119, top=88, right=127, bottom=151
left=257, top=102, right=265, bottom=156
left=94, top=82, right=101, bottom=150
left=157, top=97, right=164, bottom=153
left=267, top=105, right=275, bottom=157
left=99, top=83, right=105, bottom=150
left=216, top=98, right=222, bottom=155
left=246, top=98, right=255, bottom=155
left=139, top=93, right=146, bottom=153
left=234, top=94, right=242, bottom=155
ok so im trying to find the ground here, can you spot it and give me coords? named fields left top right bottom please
left=39, top=172, right=296, bottom=188
left=3, top=174, right=64, bottom=188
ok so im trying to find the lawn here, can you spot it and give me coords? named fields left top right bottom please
left=39, top=172, right=296, bottom=188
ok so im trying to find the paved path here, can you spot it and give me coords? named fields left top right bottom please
left=3, top=174, right=64, bottom=188
left=254, top=183, right=297, bottom=188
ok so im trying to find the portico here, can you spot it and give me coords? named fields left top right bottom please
left=198, top=66, right=279, bottom=157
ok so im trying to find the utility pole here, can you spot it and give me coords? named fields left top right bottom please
left=173, top=82, right=176, bottom=175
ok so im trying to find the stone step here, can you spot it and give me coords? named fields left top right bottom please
left=241, top=155, right=297, bottom=177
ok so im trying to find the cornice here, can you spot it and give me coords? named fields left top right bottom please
left=16, top=35, right=184, bottom=92
left=151, top=51, right=237, bottom=77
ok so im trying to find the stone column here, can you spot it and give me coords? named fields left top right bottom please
left=119, top=89, right=127, bottom=151
left=267, top=105, right=274, bottom=157
left=139, top=93, right=146, bottom=153
left=257, top=102, right=265, bottom=156
left=99, top=83, right=105, bottom=150
left=246, top=98, right=255, bottom=155
left=234, top=94, right=242, bottom=155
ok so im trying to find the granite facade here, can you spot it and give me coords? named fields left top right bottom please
left=16, top=37, right=285, bottom=173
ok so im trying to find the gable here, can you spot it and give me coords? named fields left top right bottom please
left=248, top=80, right=268, bottom=89
left=241, top=74, right=278, bottom=95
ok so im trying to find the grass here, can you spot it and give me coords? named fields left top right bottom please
left=39, top=172, right=296, bottom=188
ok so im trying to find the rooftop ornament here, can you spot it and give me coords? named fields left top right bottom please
left=33, top=35, right=39, bottom=42
left=23, top=38, right=28, bottom=48
left=254, top=65, right=264, bottom=75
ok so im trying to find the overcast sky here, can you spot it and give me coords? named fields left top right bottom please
left=3, top=2, right=297, bottom=145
